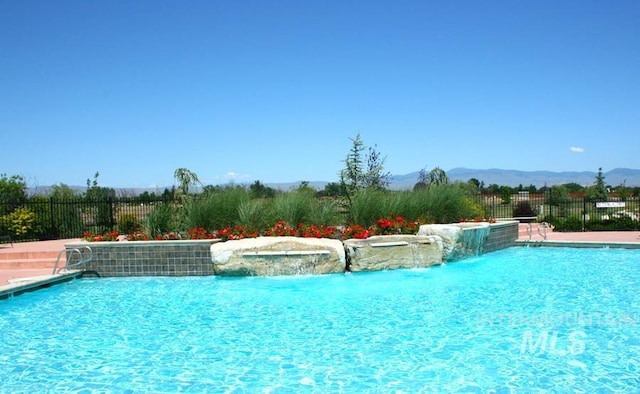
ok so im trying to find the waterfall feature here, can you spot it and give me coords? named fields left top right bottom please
left=417, top=222, right=491, bottom=261
left=459, top=223, right=491, bottom=258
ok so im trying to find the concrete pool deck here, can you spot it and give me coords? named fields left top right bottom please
left=1, top=227, right=640, bottom=291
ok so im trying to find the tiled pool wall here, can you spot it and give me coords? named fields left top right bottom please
left=66, top=221, right=519, bottom=277
left=483, top=221, right=518, bottom=253
left=65, top=240, right=219, bottom=277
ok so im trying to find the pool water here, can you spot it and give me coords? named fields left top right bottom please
left=1, top=247, right=639, bottom=392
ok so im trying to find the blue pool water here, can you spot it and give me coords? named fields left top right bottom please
left=1, top=247, right=639, bottom=392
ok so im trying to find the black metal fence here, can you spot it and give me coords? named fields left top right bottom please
left=476, top=192, right=640, bottom=231
left=1, top=192, right=639, bottom=242
left=0, top=197, right=170, bottom=241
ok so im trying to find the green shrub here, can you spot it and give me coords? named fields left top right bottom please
left=348, top=190, right=395, bottom=227
left=2, top=207, right=38, bottom=238
left=271, top=190, right=316, bottom=227
left=237, top=199, right=274, bottom=233
left=346, top=184, right=480, bottom=227
left=144, top=203, right=176, bottom=238
left=513, top=201, right=537, bottom=221
left=307, top=198, right=341, bottom=227
left=409, top=184, right=479, bottom=224
left=546, top=215, right=583, bottom=232
left=586, top=216, right=640, bottom=231
left=118, top=213, right=140, bottom=234
left=184, top=186, right=249, bottom=231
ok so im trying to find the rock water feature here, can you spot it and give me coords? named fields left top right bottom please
left=210, top=237, right=345, bottom=276
left=344, top=235, right=442, bottom=272
left=210, top=222, right=494, bottom=276
left=417, top=222, right=491, bottom=261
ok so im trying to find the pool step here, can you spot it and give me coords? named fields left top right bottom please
left=0, top=251, right=61, bottom=269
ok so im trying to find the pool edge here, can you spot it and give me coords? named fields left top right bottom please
left=514, top=240, right=640, bottom=249
left=0, top=271, right=83, bottom=300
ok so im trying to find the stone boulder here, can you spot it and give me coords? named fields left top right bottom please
left=210, top=237, right=346, bottom=276
left=344, top=235, right=443, bottom=272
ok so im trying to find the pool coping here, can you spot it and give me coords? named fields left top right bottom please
left=0, top=270, right=83, bottom=300
left=514, top=240, right=640, bottom=249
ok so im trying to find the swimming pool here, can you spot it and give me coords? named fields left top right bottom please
left=1, top=247, right=639, bottom=391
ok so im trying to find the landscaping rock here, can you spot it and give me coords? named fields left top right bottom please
left=210, top=237, right=346, bottom=276
left=344, top=235, right=443, bottom=272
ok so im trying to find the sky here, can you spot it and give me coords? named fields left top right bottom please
left=1, top=0, right=639, bottom=189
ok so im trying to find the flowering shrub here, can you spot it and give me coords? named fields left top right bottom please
left=341, top=224, right=373, bottom=239
left=187, top=227, right=214, bottom=240
left=83, top=230, right=119, bottom=242
left=264, top=220, right=298, bottom=237
left=155, top=232, right=182, bottom=240
left=297, top=223, right=339, bottom=238
left=215, top=225, right=258, bottom=241
left=127, top=231, right=151, bottom=241
left=262, top=221, right=339, bottom=238
left=83, top=216, right=452, bottom=242
left=374, top=214, right=420, bottom=235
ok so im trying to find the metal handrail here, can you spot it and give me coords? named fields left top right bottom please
left=538, top=222, right=551, bottom=241
left=52, top=246, right=93, bottom=274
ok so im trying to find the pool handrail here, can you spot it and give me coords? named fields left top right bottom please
left=52, top=246, right=93, bottom=274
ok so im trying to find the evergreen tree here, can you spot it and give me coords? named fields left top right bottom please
left=591, top=167, right=608, bottom=201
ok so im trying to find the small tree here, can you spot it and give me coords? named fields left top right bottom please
left=500, top=186, right=512, bottom=204
left=249, top=180, right=276, bottom=198
left=589, top=167, right=608, bottom=201
left=413, top=168, right=429, bottom=190
left=340, top=134, right=391, bottom=222
left=362, top=145, right=390, bottom=191
left=427, top=167, right=449, bottom=187
left=317, top=182, right=346, bottom=197
left=50, top=183, right=82, bottom=238
left=174, top=168, right=201, bottom=196
left=548, top=185, right=570, bottom=217
left=84, top=172, right=116, bottom=233
left=340, top=133, right=390, bottom=196
left=0, top=173, right=27, bottom=215
left=414, top=166, right=449, bottom=190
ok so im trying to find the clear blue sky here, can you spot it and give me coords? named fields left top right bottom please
left=2, top=0, right=638, bottom=189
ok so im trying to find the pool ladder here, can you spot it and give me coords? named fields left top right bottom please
left=525, top=222, right=549, bottom=241
left=52, top=246, right=93, bottom=274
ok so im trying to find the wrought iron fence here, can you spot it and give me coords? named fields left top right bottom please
left=1, top=192, right=639, bottom=242
left=0, top=197, right=170, bottom=241
left=474, top=192, right=640, bottom=231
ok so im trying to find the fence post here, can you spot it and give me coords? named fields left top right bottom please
left=49, top=197, right=55, bottom=238
left=582, top=197, right=586, bottom=231
left=109, top=197, right=115, bottom=231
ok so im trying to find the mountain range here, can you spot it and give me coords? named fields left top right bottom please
left=272, top=167, right=640, bottom=191
left=27, top=168, right=640, bottom=196
left=386, top=167, right=640, bottom=190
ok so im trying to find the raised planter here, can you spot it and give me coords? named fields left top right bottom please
left=63, top=221, right=518, bottom=278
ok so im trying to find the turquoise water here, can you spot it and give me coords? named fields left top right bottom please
left=1, top=247, right=639, bottom=392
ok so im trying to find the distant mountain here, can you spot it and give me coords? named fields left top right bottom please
left=27, top=168, right=640, bottom=196
left=388, top=167, right=640, bottom=189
